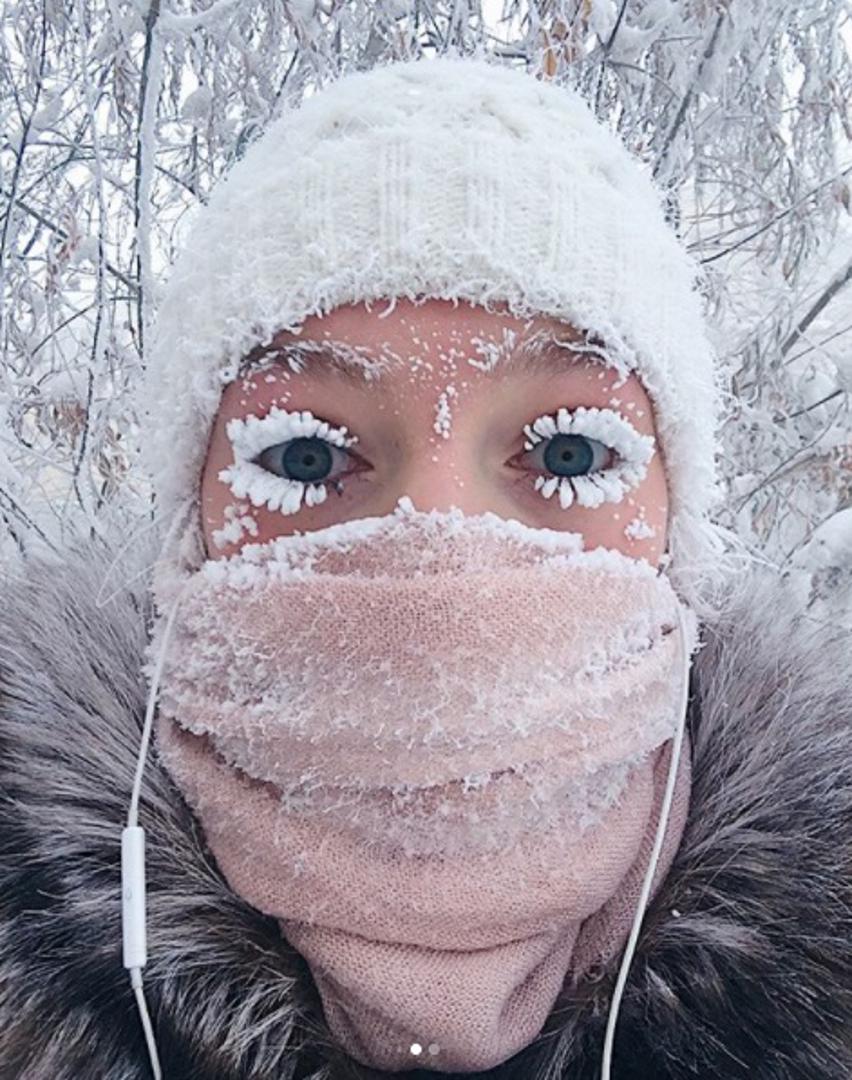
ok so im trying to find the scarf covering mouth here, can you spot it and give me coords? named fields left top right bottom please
left=148, top=506, right=698, bottom=1072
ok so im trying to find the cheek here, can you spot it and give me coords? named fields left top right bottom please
left=533, top=450, right=668, bottom=565
left=200, top=375, right=301, bottom=558
left=597, top=453, right=668, bottom=564
left=201, top=416, right=355, bottom=560
left=200, top=423, right=268, bottom=559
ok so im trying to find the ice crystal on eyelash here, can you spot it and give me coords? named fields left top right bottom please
left=219, top=406, right=356, bottom=517
left=220, top=466, right=330, bottom=516
left=524, top=405, right=655, bottom=510
left=225, top=405, right=356, bottom=459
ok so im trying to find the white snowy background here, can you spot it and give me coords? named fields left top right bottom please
left=1, top=0, right=850, bottom=627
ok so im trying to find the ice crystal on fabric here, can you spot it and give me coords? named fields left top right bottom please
left=150, top=506, right=697, bottom=859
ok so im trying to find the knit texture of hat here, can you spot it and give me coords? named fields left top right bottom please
left=138, top=51, right=728, bottom=603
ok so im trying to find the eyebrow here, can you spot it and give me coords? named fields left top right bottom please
left=237, top=329, right=614, bottom=385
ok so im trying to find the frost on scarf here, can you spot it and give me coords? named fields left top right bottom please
left=148, top=503, right=698, bottom=859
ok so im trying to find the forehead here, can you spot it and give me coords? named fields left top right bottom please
left=283, top=297, right=577, bottom=348
left=236, top=298, right=626, bottom=389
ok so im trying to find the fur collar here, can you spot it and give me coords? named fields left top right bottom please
left=0, top=525, right=850, bottom=1080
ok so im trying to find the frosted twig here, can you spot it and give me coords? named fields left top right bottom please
left=133, top=0, right=164, bottom=357
left=0, top=6, right=48, bottom=350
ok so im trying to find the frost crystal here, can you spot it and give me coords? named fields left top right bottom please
left=625, top=516, right=657, bottom=541
left=211, top=502, right=259, bottom=549
left=433, top=385, right=458, bottom=439
left=467, top=326, right=518, bottom=372
left=523, top=405, right=655, bottom=510
left=219, top=406, right=356, bottom=517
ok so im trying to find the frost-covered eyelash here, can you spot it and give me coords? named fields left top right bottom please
left=523, top=406, right=655, bottom=510
left=218, top=406, right=358, bottom=516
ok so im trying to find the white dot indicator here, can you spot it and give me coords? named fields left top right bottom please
left=428, top=1042, right=441, bottom=1055
left=410, top=1042, right=422, bottom=1056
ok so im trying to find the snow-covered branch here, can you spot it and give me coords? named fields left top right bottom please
left=0, top=0, right=848, bottom=614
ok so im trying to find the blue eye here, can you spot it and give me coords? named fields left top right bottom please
left=256, top=436, right=353, bottom=484
left=526, top=432, right=614, bottom=478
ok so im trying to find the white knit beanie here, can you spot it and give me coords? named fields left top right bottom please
left=138, top=50, right=730, bottom=606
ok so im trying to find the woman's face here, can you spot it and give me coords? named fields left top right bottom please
left=200, top=298, right=669, bottom=564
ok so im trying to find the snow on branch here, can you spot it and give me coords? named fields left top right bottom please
left=0, top=0, right=848, bottom=618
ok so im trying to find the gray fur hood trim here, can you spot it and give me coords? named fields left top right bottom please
left=0, top=526, right=850, bottom=1080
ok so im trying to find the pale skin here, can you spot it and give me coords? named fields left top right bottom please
left=200, top=298, right=669, bottom=564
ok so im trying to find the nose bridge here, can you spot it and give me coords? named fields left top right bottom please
left=379, top=377, right=515, bottom=515
left=389, top=431, right=497, bottom=516
left=392, top=455, right=478, bottom=515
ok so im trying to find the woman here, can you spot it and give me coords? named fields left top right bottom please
left=1, top=53, right=849, bottom=1080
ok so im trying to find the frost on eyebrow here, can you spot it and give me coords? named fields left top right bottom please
left=419, top=324, right=633, bottom=442
left=467, top=324, right=629, bottom=381
left=236, top=337, right=401, bottom=384
left=468, top=326, right=520, bottom=372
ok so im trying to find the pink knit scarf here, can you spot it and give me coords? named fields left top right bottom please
left=148, top=507, right=697, bottom=1073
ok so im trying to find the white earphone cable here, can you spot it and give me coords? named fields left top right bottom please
left=122, top=552, right=195, bottom=1080
left=121, top=517, right=693, bottom=1080
left=599, top=599, right=693, bottom=1079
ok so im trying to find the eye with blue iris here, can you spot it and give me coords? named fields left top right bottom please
left=219, top=406, right=360, bottom=516
left=218, top=403, right=655, bottom=519
left=257, top=437, right=350, bottom=486
left=526, top=431, right=614, bottom=478
left=519, top=406, right=655, bottom=510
